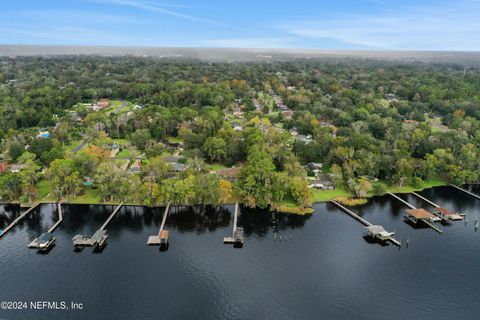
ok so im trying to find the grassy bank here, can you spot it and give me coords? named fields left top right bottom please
left=311, top=178, right=446, bottom=204
left=24, top=178, right=447, bottom=214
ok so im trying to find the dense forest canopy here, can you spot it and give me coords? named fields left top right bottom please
left=1, top=55, right=480, bottom=210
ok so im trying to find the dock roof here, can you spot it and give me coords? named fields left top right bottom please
left=436, top=207, right=454, bottom=215
left=406, top=208, right=435, bottom=219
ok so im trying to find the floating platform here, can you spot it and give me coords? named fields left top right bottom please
left=28, top=232, right=56, bottom=251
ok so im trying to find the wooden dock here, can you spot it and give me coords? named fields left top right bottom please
left=450, top=184, right=480, bottom=200
left=147, top=203, right=170, bottom=246
left=0, top=202, right=40, bottom=239
left=411, top=192, right=439, bottom=208
left=330, top=200, right=401, bottom=247
left=100, top=203, right=124, bottom=230
left=73, top=203, right=123, bottom=247
left=388, top=192, right=443, bottom=233
left=411, top=193, right=464, bottom=222
left=29, top=202, right=64, bottom=249
left=387, top=192, right=416, bottom=209
left=224, top=202, right=244, bottom=246
left=48, top=202, right=64, bottom=233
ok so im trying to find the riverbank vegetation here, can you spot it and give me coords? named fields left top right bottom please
left=0, top=56, right=479, bottom=213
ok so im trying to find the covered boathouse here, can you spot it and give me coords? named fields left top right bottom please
left=364, top=225, right=395, bottom=244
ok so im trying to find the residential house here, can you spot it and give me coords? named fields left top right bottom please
left=231, top=121, right=243, bottom=131
left=296, top=134, right=313, bottom=144
left=309, top=173, right=335, bottom=190
left=216, top=167, right=241, bottom=182
left=96, top=99, right=110, bottom=108
left=306, top=162, right=323, bottom=173
left=10, top=164, right=28, bottom=173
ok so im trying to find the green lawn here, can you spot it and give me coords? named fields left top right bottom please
left=207, top=163, right=230, bottom=171
left=381, top=178, right=446, bottom=194
left=116, top=149, right=133, bottom=158
left=166, top=136, right=184, bottom=143
left=311, top=187, right=352, bottom=202
left=69, top=189, right=102, bottom=204
left=37, top=179, right=52, bottom=198
left=115, top=138, right=129, bottom=146
left=310, top=178, right=447, bottom=203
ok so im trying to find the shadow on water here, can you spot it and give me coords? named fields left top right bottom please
left=3, top=187, right=480, bottom=320
left=238, top=205, right=312, bottom=238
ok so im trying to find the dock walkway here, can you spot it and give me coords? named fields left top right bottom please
left=411, top=192, right=439, bottom=208
left=387, top=192, right=416, bottom=209
left=224, top=202, right=244, bottom=245
left=73, top=203, right=123, bottom=247
left=450, top=184, right=480, bottom=200
left=330, top=200, right=401, bottom=246
left=0, top=203, right=41, bottom=238
left=48, top=202, right=64, bottom=233
left=147, top=203, right=170, bottom=246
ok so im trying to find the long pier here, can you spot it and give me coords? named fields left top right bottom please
left=387, top=192, right=416, bottom=209
left=411, top=192, right=439, bottom=208
left=73, top=203, right=123, bottom=247
left=224, top=202, right=244, bottom=245
left=48, top=202, right=64, bottom=233
left=330, top=200, right=401, bottom=247
left=331, top=200, right=371, bottom=226
left=0, top=203, right=41, bottom=238
left=450, top=184, right=480, bottom=200
left=147, top=203, right=170, bottom=245
left=100, top=203, right=124, bottom=230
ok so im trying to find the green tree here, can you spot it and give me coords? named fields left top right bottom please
left=203, top=137, right=227, bottom=163
left=47, top=159, right=82, bottom=200
left=239, top=146, right=275, bottom=209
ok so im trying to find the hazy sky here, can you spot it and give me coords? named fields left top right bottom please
left=1, top=0, right=479, bottom=50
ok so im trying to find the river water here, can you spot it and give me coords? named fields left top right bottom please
left=1, top=185, right=480, bottom=320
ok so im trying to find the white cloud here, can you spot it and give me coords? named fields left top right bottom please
left=87, top=0, right=225, bottom=26
left=277, top=2, right=480, bottom=50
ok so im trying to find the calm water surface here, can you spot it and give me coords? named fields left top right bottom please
left=1, top=186, right=480, bottom=320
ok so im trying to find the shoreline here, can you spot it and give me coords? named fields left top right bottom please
left=4, top=179, right=449, bottom=215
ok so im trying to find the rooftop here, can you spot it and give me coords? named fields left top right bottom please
left=406, top=208, right=435, bottom=219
